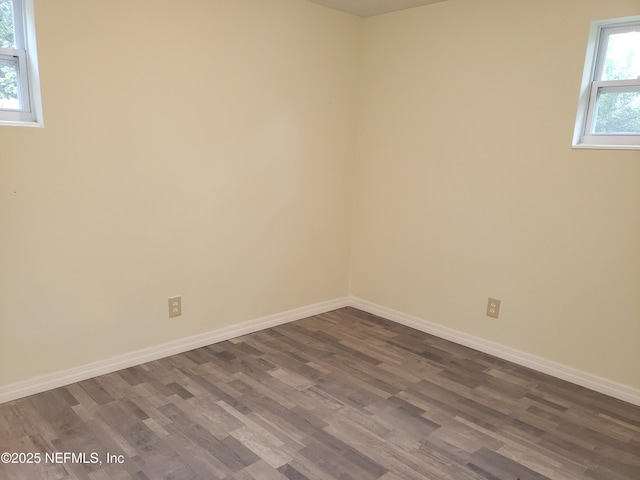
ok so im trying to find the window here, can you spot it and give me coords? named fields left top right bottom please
left=0, top=0, right=42, bottom=126
left=573, top=16, right=640, bottom=149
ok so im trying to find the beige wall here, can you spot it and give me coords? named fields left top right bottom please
left=352, top=0, right=640, bottom=389
left=2, top=0, right=639, bottom=394
left=0, top=0, right=361, bottom=386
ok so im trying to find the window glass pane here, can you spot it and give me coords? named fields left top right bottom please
left=0, top=59, right=20, bottom=109
left=0, top=0, right=16, bottom=49
left=593, top=89, right=640, bottom=134
left=601, top=30, right=640, bottom=81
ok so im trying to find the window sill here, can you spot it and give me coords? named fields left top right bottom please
left=572, top=143, right=640, bottom=151
left=0, top=119, right=43, bottom=128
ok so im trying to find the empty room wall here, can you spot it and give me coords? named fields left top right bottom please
left=2, top=0, right=639, bottom=400
left=0, top=0, right=361, bottom=387
left=352, top=0, right=640, bottom=390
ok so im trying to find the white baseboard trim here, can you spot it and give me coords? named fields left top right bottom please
left=349, top=296, right=640, bottom=407
left=0, top=297, right=350, bottom=404
left=3, top=295, right=638, bottom=407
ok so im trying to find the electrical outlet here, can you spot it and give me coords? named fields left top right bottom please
left=169, top=296, right=182, bottom=318
left=486, top=298, right=500, bottom=319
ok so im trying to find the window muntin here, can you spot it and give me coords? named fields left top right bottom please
left=574, top=17, right=640, bottom=149
left=0, top=0, right=42, bottom=126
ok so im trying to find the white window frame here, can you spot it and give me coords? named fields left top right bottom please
left=573, top=16, right=640, bottom=150
left=0, top=0, right=43, bottom=127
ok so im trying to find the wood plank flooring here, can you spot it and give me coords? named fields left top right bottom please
left=1, top=307, right=638, bottom=480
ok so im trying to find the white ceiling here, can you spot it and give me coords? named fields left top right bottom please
left=304, top=0, right=449, bottom=17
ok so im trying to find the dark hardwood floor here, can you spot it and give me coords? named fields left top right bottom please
left=1, top=307, right=638, bottom=480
